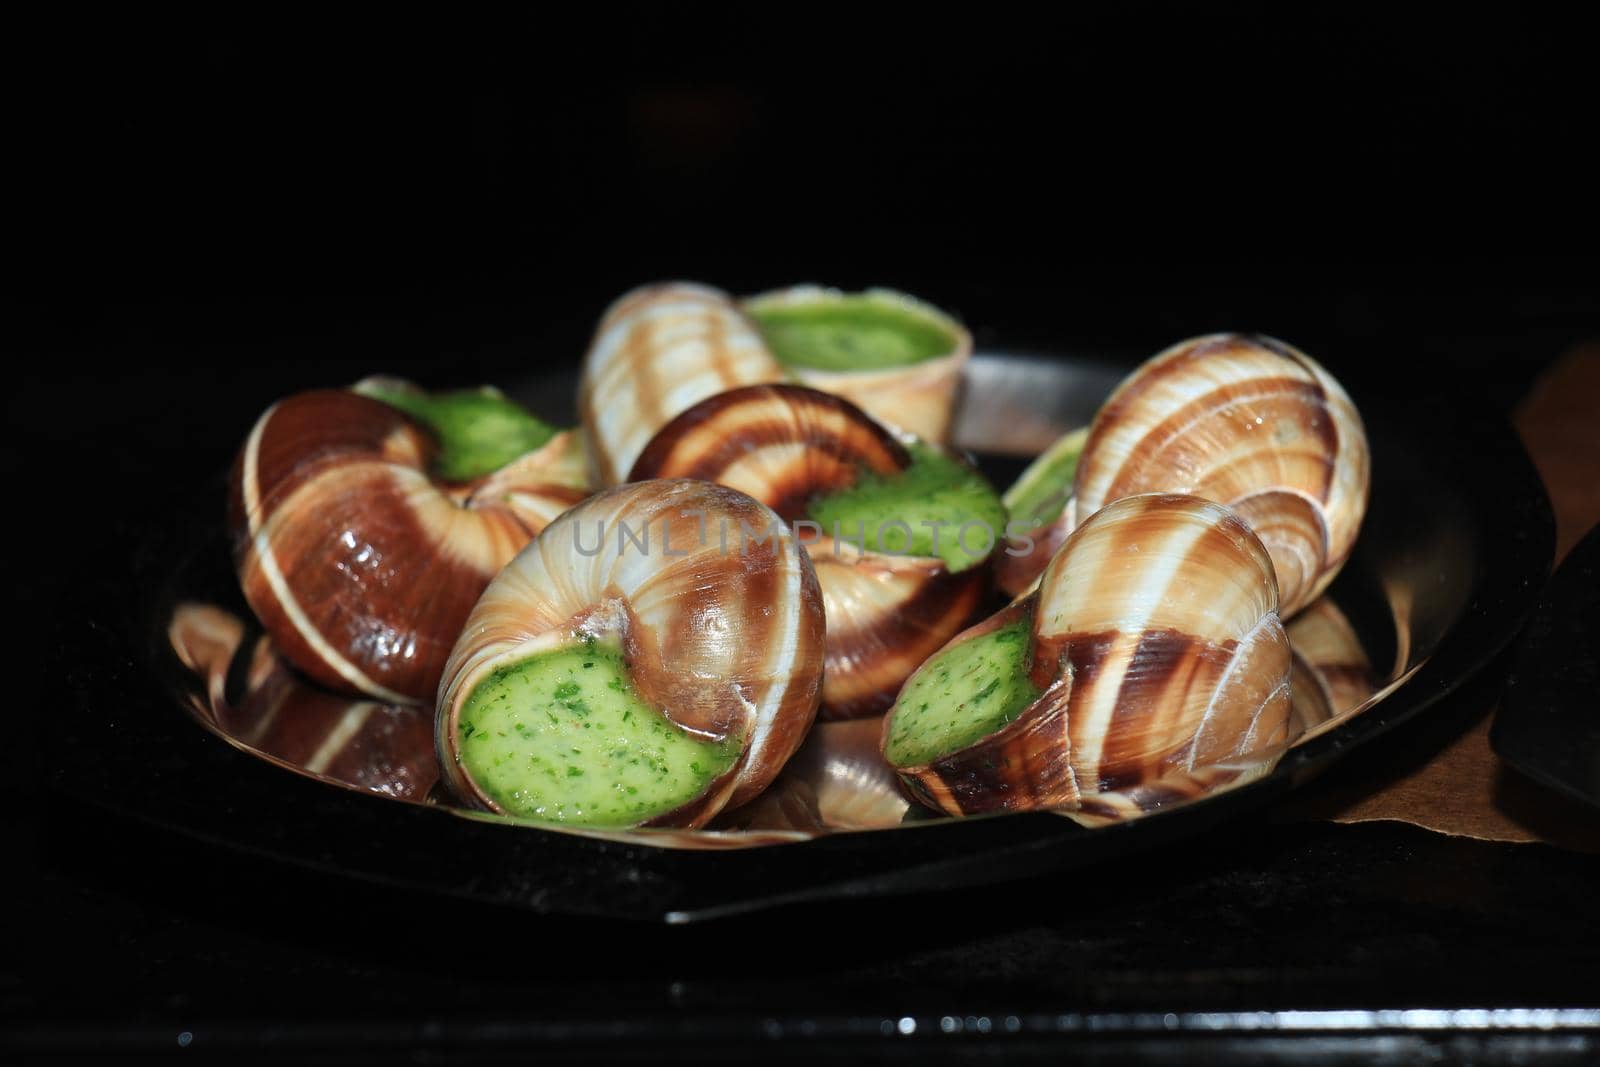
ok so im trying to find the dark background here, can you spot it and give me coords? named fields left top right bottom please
left=10, top=12, right=1600, bottom=1061
left=13, top=11, right=1596, bottom=608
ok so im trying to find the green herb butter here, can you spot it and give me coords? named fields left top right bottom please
left=456, top=642, right=739, bottom=827
left=361, top=384, right=556, bottom=482
left=884, top=621, right=1041, bottom=767
left=805, top=443, right=1006, bottom=573
left=1002, top=427, right=1087, bottom=530
left=749, top=294, right=958, bottom=372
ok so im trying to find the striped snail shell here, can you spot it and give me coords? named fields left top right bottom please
left=229, top=386, right=588, bottom=704
left=629, top=383, right=991, bottom=720
left=884, top=493, right=1294, bottom=820
left=579, top=282, right=786, bottom=488
left=1071, top=333, right=1370, bottom=617
left=436, top=479, right=826, bottom=829
left=742, top=285, right=972, bottom=442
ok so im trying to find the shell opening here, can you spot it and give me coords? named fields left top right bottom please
left=883, top=618, right=1043, bottom=768
left=746, top=290, right=961, bottom=372
left=452, top=636, right=742, bottom=828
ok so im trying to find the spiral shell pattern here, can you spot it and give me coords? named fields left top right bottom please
left=579, top=282, right=786, bottom=487
left=889, top=493, right=1294, bottom=820
left=435, top=479, right=826, bottom=827
left=1072, top=333, right=1369, bottom=617
left=630, top=383, right=988, bottom=719
left=229, top=389, right=588, bottom=704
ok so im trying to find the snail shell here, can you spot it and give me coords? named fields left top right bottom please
left=1071, top=333, right=1370, bottom=617
left=885, top=493, right=1294, bottom=819
left=742, top=285, right=972, bottom=442
left=996, top=427, right=1087, bottom=598
left=435, top=479, right=826, bottom=828
left=229, top=388, right=588, bottom=704
left=629, top=383, right=989, bottom=719
left=579, top=282, right=786, bottom=487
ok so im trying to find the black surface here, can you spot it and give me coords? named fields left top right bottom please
left=1496, top=525, right=1600, bottom=809
left=12, top=13, right=1600, bottom=1061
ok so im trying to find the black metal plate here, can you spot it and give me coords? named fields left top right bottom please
left=49, top=353, right=1554, bottom=922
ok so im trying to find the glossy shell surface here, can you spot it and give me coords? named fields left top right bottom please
left=228, top=389, right=587, bottom=704
left=579, top=283, right=785, bottom=487
left=1072, top=333, right=1369, bottom=617
left=630, top=383, right=988, bottom=719
left=435, top=479, right=827, bottom=827
left=889, top=493, right=1294, bottom=820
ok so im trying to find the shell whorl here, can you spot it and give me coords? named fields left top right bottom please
left=435, top=479, right=826, bottom=826
left=889, top=493, right=1294, bottom=819
left=629, top=383, right=911, bottom=516
left=630, top=383, right=989, bottom=719
left=579, top=283, right=786, bottom=488
left=228, top=389, right=585, bottom=704
left=1073, top=333, right=1369, bottom=617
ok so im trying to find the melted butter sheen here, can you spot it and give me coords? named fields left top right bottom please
left=885, top=621, right=1041, bottom=767
left=457, top=643, right=738, bottom=827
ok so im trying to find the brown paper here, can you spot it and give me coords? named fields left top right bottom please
left=1283, top=346, right=1600, bottom=848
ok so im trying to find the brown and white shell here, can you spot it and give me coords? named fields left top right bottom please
left=435, top=479, right=827, bottom=828
left=742, top=285, right=973, bottom=442
left=228, top=389, right=588, bottom=704
left=887, top=493, right=1295, bottom=820
left=578, top=282, right=786, bottom=488
left=629, top=383, right=987, bottom=719
left=1070, top=333, right=1370, bottom=617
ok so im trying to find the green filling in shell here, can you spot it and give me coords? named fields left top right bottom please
left=1003, top=427, right=1087, bottom=530
left=749, top=294, right=958, bottom=371
left=805, top=443, right=1006, bottom=573
left=360, top=384, right=557, bottom=482
left=456, top=641, right=739, bottom=827
left=884, top=621, right=1041, bottom=768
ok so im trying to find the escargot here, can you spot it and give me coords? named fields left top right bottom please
left=629, top=383, right=1003, bottom=719
left=743, top=285, right=972, bottom=442
left=996, top=426, right=1087, bottom=597
left=579, top=283, right=786, bottom=487
left=229, top=380, right=589, bottom=704
left=882, top=493, right=1294, bottom=820
left=1064, top=333, right=1370, bottom=618
left=435, top=479, right=826, bottom=829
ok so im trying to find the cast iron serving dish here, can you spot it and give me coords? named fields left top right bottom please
left=52, top=350, right=1553, bottom=922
